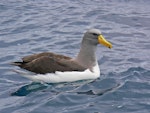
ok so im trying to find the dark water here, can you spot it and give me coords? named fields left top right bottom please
left=0, top=0, right=150, bottom=113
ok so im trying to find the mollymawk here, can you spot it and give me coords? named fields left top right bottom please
left=12, top=29, right=112, bottom=83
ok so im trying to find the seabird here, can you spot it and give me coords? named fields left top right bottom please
left=12, top=29, right=112, bottom=83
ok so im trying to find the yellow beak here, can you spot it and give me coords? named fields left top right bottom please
left=98, top=35, right=112, bottom=49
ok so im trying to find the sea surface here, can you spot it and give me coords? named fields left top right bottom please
left=0, top=0, right=150, bottom=113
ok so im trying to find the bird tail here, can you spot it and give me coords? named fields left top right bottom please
left=12, top=69, right=36, bottom=79
left=12, top=69, right=34, bottom=75
left=10, top=62, right=24, bottom=66
left=12, top=69, right=43, bottom=83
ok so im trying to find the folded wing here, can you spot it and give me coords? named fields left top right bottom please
left=12, top=52, right=86, bottom=74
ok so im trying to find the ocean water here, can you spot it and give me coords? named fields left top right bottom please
left=0, top=0, right=150, bottom=113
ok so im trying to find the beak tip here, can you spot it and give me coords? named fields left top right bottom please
left=109, top=45, right=112, bottom=49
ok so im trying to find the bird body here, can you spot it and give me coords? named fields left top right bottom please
left=12, top=29, right=112, bottom=83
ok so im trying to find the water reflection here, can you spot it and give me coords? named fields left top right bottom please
left=11, top=83, right=48, bottom=96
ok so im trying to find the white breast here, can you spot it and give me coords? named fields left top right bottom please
left=16, top=63, right=100, bottom=83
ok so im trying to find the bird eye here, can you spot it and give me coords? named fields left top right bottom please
left=92, top=33, right=98, bottom=36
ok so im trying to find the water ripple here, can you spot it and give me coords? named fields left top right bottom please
left=0, top=0, right=150, bottom=113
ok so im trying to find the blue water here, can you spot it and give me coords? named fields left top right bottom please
left=0, top=0, right=150, bottom=113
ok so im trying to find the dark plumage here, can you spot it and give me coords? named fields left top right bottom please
left=12, top=52, right=86, bottom=74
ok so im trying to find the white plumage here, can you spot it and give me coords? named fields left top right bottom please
left=14, top=63, right=100, bottom=83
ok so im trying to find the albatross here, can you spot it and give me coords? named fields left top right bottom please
left=12, top=29, right=112, bottom=83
